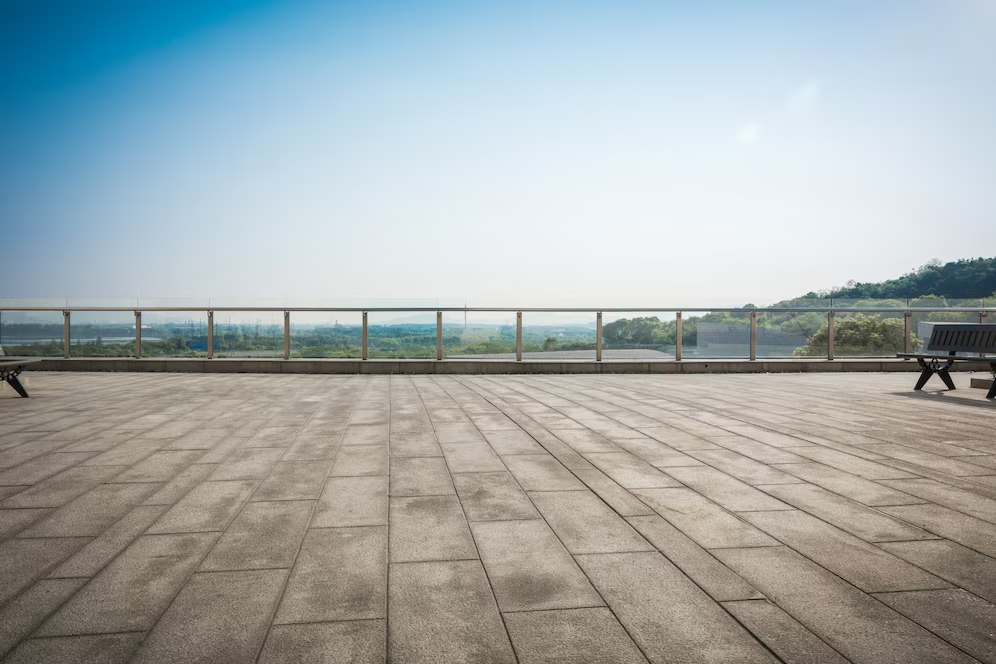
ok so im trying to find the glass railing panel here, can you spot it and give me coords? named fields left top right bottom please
left=69, top=311, right=137, bottom=357
left=602, top=312, right=676, bottom=360
left=139, top=311, right=209, bottom=358
left=291, top=311, right=362, bottom=358
left=757, top=311, right=823, bottom=359
left=443, top=311, right=518, bottom=359
left=829, top=311, right=904, bottom=358
left=367, top=312, right=436, bottom=359
left=212, top=311, right=283, bottom=358
left=0, top=310, right=64, bottom=357
left=683, top=310, right=750, bottom=359
left=522, top=312, right=595, bottom=361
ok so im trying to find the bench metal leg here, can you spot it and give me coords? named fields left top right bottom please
left=913, top=359, right=934, bottom=391
left=5, top=374, right=29, bottom=398
left=937, top=369, right=956, bottom=391
left=989, top=363, right=996, bottom=400
left=913, top=358, right=956, bottom=392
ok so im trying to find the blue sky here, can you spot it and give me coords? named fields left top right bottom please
left=2, top=0, right=994, bottom=307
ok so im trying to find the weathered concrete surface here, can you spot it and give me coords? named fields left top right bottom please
left=1, top=371, right=995, bottom=663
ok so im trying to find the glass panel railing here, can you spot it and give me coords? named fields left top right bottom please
left=444, top=311, right=518, bottom=359
left=212, top=311, right=283, bottom=358
left=830, top=311, right=905, bottom=358
left=367, top=312, right=436, bottom=359
left=0, top=310, right=64, bottom=357
left=757, top=311, right=821, bottom=359
left=523, top=313, right=596, bottom=360
left=140, top=311, right=209, bottom=358
left=602, top=312, right=676, bottom=360
left=683, top=310, right=751, bottom=359
left=290, top=311, right=362, bottom=359
left=69, top=311, right=136, bottom=357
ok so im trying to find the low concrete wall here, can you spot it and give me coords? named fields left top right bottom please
left=12, top=357, right=994, bottom=375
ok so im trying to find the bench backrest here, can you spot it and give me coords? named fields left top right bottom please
left=927, top=323, right=996, bottom=353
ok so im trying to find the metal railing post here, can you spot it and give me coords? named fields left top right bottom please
left=63, top=311, right=70, bottom=358
left=981, top=311, right=988, bottom=357
left=675, top=312, right=682, bottom=361
left=516, top=312, right=523, bottom=362
left=207, top=311, right=214, bottom=359
left=827, top=311, right=835, bottom=360
left=362, top=312, right=368, bottom=360
left=283, top=311, right=290, bottom=360
left=436, top=311, right=443, bottom=360
left=904, top=310, right=912, bottom=355
left=749, top=311, right=757, bottom=361
left=596, top=312, right=603, bottom=362
left=134, top=311, right=142, bottom=359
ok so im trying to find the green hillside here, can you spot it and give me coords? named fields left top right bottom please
left=800, top=257, right=996, bottom=301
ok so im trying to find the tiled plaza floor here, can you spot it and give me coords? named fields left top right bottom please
left=1, top=371, right=995, bottom=663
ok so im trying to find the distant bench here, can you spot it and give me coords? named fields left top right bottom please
left=897, top=323, right=996, bottom=399
left=0, top=359, right=38, bottom=398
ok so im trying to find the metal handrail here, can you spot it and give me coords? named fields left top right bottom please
left=1, top=305, right=992, bottom=362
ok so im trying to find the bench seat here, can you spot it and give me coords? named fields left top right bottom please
left=897, top=323, right=996, bottom=399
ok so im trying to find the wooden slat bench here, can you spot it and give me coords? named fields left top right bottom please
left=897, top=323, right=996, bottom=399
left=0, top=359, right=39, bottom=398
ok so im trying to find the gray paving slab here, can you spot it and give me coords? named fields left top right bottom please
left=342, top=423, right=390, bottom=446
left=331, top=444, right=389, bottom=476
left=49, top=505, right=168, bottom=578
left=714, top=545, right=977, bottom=664
left=759, top=482, right=941, bottom=542
left=687, top=449, right=802, bottom=486
left=0, top=577, right=87, bottom=659
left=18, top=482, right=159, bottom=537
left=207, top=447, right=284, bottom=481
left=552, top=429, right=622, bottom=453
left=452, top=471, right=539, bottom=521
left=389, top=495, right=477, bottom=563
left=244, top=425, right=301, bottom=447
left=879, top=503, right=996, bottom=557
left=612, top=436, right=703, bottom=468
left=664, top=465, right=792, bottom=511
left=82, top=439, right=160, bottom=467
left=388, top=560, right=516, bottom=664
left=391, top=432, right=443, bottom=457
left=131, top=569, right=287, bottom=664
left=571, top=468, right=655, bottom=516
left=113, top=450, right=205, bottom=483
left=313, top=475, right=388, bottom=527
left=706, top=436, right=809, bottom=464
left=576, top=551, right=777, bottom=663
left=141, top=463, right=217, bottom=505
left=632, top=487, right=780, bottom=549
left=626, top=514, right=762, bottom=601
left=503, top=453, right=586, bottom=491
left=742, top=509, right=950, bottom=592
left=38, top=532, right=218, bottom=635
left=0, top=507, right=51, bottom=539
left=774, top=462, right=926, bottom=506
left=390, top=456, right=455, bottom=496
left=0, top=452, right=97, bottom=485
left=504, top=607, right=648, bottom=664
left=1, top=465, right=125, bottom=508
left=2, top=633, right=144, bottom=664
left=529, top=490, right=654, bottom=554
left=282, top=434, right=341, bottom=460
left=439, top=440, right=506, bottom=473
left=584, top=452, right=681, bottom=489
left=879, top=539, right=996, bottom=604
left=251, top=459, right=332, bottom=501
left=200, top=500, right=312, bottom=571
left=147, top=479, right=256, bottom=533
left=276, top=526, right=386, bottom=624
left=259, top=620, right=386, bottom=664
left=722, top=599, right=849, bottom=664
left=432, top=422, right=486, bottom=443
left=471, top=519, right=603, bottom=611
left=483, top=429, right=545, bottom=455
left=880, top=478, right=996, bottom=524
left=783, top=446, right=919, bottom=480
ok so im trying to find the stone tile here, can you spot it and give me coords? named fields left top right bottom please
left=283, top=434, right=340, bottom=461
left=200, top=500, right=312, bottom=571
left=664, top=465, right=792, bottom=511
left=585, top=453, right=680, bottom=489
left=879, top=503, right=996, bottom=557
left=483, top=430, right=544, bottom=455
left=244, top=425, right=301, bottom=447
left=504, top=607, right=647, bottom=664
left=471, top=519, right=602, bottom=612
left=112, top=450, right=204, bottom=483
left=879, top=539, right=996, bottom=604
left=572, top=468, right=655, bottom=516
left=687, top=449, right=802, bottom=485
left=49, top=505, right=168, bottom=578
left=433, top=422, right=486, bottom=443
left=638, top=427, right=721, bottom=450
left=82, top=439, right=160, bottom=467
left=707, top=436, right=809, bottom=464
left=389, top=495, right=477, bottom=563
left=0, top=452, right=96, bottom=486
left=391, top=432, right=443, bottom=457
left=503, top=454, right=585, bottom=491
left=721, top=424, right=812, bottom=448
left=632, top=488, right=779, bottom=549
left=18, top=482, right=159, bottom=538
left=207, top=447, right=284, bottom=481
left=785, top=446, right=919, bottom=480
left=390, top=456, right=454, bottom=496
left=141, top=463, right=216, bottom=505
left=627, top=515, right=762, bottom=601
left=440, top=441, right=505, bottom=473
left=313, top=476, right=388, bottom=528
left=452, top=471, right=539, bottom=521
left=0, top=507, right=52, bottom=539
left=714, top=545, right=976, bottom=664
left=148, top=480, right=256, bottom=534
left=388, top=560, right=516, bottom=664
left=259, top=620, right=386, bottom=664
left=331, top=445, right=389, bottom=477
left=131, top=569, right=287, bottom=664
left=38, top=533, right=218, bottom=635
left=861, top=443, right=996, bottom=476
left=741, top=509, right=950, bottom=592
left=530, top=490, right=654, bottom=554
left=1, top=465, right=125, bottom=508
left=576, top=551, right=776, bottom=663
left=879, top=478, right=996, bottom=525
left=342, top=423, right=390, bottom=446
left=553, top=429, right=621, bottom=453
left=758, top=483, right=937, bottom=542
left=0, top=578, right=87, bottom=659
left=251, top=459, right=332, bottom=501
left=276, top=526, right=387, bottom=623
left=722, top=599, right=849, bottom=664
left=775, top=462, right=926, bottom=506
left=2, top=633, right=144, bottom=664
left=874, top=589, right=996, bottom=664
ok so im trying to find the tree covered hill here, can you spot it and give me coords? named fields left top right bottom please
left=796, top=257, right=996, bottom=301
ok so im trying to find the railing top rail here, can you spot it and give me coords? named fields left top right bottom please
left=0, top=306, right=994, bottom=314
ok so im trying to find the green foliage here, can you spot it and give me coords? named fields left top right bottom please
left=795, top=314, right=917, bottom=357
left=819, top=257, right=996, bottom=300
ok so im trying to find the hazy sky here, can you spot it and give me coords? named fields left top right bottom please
left=2, top=0, right=994, bottom=307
